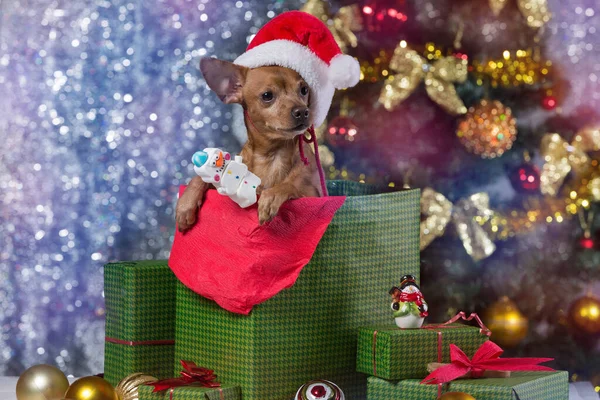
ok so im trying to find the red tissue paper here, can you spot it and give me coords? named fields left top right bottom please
left=169, top=187, right=345, bottom=315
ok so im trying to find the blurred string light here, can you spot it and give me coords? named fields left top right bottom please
left=0, top=0, right=297, bottom=376
left=470, top=48, right=552, bottom=87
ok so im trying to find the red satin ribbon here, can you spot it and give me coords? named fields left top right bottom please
left=440, top=311, right=492, bottom=337
left=147, top=360, right=221, bottom=393
left=104, top=336, right=175, bottom=346
left=421, top=341, right=554, bottom=385
left=421, top=312, right=492, bottom=396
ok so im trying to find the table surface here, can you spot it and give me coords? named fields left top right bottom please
left=1, top=376, right=598, bottom=400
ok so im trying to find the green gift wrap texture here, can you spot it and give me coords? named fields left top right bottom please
left=356, top=324, right=489, bottom=380
left=138, top=384, right=241, bottom=400
left=104, top=260, right=177, bottom=386
left=174, top=181, right=421, bottom=400
left=367, top=371, right=569, bottom=400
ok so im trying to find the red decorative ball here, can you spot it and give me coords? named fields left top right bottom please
left=578, top=234, right=597, bottom=250
left=311, top=385, right=327, bottom=397
left=542, top=95, right=557, bottom=110
left=510, top=163, right=541, bottom=193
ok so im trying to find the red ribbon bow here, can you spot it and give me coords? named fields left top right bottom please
left=147, top=360, right=221, bottom=392
left=421, top=341, right=554, bottom=385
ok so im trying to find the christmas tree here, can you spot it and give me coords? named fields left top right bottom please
left=301, top=0, right=600, bottom=385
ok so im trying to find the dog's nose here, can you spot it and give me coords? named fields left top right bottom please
left=291, top=107, right=309, bottom=123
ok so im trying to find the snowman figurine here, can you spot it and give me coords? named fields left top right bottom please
left=192, top=148, right=261, bottom=208
left=389, top=274, right=428, bottom=329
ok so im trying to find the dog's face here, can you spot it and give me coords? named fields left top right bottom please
left=200, top=58, right=312, bottom=140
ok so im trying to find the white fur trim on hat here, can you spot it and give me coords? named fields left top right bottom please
left=329, top=54, right=360, bottom=89
left=234, top=39, right=335, bottom=127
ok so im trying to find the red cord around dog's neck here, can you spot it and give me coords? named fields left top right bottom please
left=244, top=109, right=328, bottom=196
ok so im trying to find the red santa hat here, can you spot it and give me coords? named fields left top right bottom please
left=234, top=11, right=360, bottom=127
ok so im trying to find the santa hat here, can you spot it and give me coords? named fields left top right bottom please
left=234, top=11, right=360, bottom=127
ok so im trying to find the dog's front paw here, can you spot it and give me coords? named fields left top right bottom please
left=258, top=188, right=289, bottom=225
left=175, top=195, right=200, bottom=232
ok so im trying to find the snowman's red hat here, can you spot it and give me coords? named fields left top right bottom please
left=234, top=11, right=360, bottom=127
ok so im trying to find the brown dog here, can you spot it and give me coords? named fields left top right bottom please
left=175, top=58, right=325, bottom=231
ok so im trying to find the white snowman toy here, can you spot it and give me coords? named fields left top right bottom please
left=192, top=148, right=261, bottom=208
left=389, top=274, right=429, bottom=329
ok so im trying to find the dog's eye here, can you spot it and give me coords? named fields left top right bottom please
left=261, top=91, right=274, bottom=102
left=300, top=86, right=309, bottom=96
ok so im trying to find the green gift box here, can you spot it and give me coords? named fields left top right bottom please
left=367, top=371, right=569, bottom=400
left=138, top=384, right=241, bottom=400
left=357, top=323, right=489, bottom=380
left=104, top=260, right=177, bottom=386
left=174, top=181, right=421, bottom=400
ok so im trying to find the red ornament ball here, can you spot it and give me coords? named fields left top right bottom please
left=578, top=233, right=597, bottom=250
left=510, top=163, right=541, bottom=193
left=311, top=385, right=327, bottom=397
left=542, top=95, right=557, bottom=110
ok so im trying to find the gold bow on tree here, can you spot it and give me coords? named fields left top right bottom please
left=489, top=0, right=551, bottom=29
left=301, top=0, right=363, bottom=53
left=379, top=42, right=468, bottom=115
left=421, top=186, right=574, bottom=261
left=540, top=126, right=600, bottom=212
left=421, top=188, right=496, bottom=261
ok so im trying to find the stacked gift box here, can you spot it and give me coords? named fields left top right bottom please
left=103, top=181, right=568, bottom=399
left=104, top=181, right=421, bottom=399
left=356, top=320, right=569, bottom=399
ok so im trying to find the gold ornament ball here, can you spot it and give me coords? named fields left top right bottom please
left=569, top=295, right=600, bottom=335
left=438, top=392, right=476, bottom=400
left=457, top=99, right=517, bottom=158
left=115, top=373, right=157, bottom=400
left=16, top=364, right=70, bottom=400
left=64, top=376, right=119, bottom=400
left=484, top=296, right=528, bottom=347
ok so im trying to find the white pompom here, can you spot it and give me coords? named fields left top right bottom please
left=328, top=54, right=360, bottom=89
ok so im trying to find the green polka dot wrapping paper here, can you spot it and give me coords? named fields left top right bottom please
left=173, top=181, right=421, bottom=400
left=367, top=371, right=569, bottom=400
left=356, top=324, right=489, bottom=380
left=104, top=260, right=177, bottom=386
left=138, top=384, right=242, bottom=400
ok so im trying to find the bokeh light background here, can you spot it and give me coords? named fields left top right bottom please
left=0, top=0, right=599, bottom=376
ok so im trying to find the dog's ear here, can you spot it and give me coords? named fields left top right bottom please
left=200, top=58, right=247, bottom=104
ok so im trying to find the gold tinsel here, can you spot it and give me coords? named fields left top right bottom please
left=301, top=0, right=362, bottom=53
left=489, top=0, right=551, bottom=28
left=379, top=41, right=468, bottom=115
left=360, top=50, right=392, bottom=83
left=471, top=48, right=552, bottom=87
left=540, top=126, right=600, bottom=213
left=456, top=100, right=517, bottom=158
